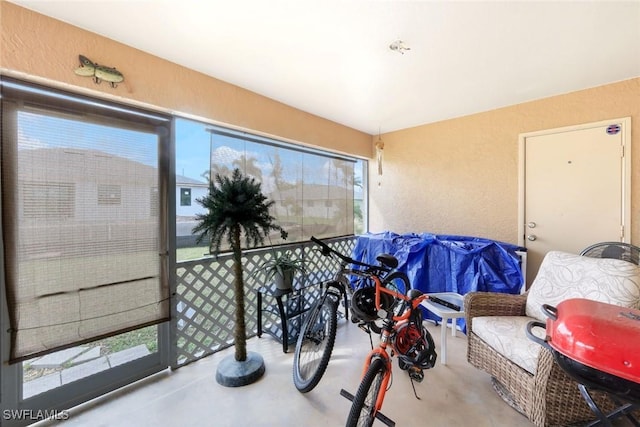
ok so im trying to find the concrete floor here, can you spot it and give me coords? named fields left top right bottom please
left=36, top=319, right=537, bottom=427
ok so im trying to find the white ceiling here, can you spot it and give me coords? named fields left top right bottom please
left=9, top=0, right=640, bottom=135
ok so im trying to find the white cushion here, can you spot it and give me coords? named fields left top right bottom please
left=525, top=251, right=640, bottom=321
left=473, top=316, right=545, bottom=375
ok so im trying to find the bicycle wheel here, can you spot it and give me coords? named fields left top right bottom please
left=292, top=295, right=338, bottom=392
left=345, top=357, right=387, bottom=427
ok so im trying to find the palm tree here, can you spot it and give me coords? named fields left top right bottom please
left=232, top=154, right=262, bottom=182
left=192, top=168, right=286, bottom=385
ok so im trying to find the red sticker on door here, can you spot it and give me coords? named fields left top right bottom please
left=606, top=124, right=621, bottom=135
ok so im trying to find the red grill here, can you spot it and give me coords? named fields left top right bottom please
left=527, top=298, right=640, bottom=425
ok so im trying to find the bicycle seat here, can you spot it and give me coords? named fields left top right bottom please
left=376, top=254, right=398, bottom=269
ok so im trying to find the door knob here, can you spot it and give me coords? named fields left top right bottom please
left=527, top=222, right=536, bottom=228
left=527, top=235, right=537, bottom=241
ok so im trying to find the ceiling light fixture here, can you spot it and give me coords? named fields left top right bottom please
left=389, top=40, right=410, bottom=54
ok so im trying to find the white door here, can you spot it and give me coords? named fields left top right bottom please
left=519, top=118, right=631, bottom=287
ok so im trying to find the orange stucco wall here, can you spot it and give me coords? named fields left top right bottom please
left=0, top=1, right=371, bottom=158
left=370, top=78, right=640, bottom=245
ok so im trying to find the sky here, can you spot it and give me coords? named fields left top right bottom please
left=175, top=117, right=364, bottom=195
left=18, top=110, right=158, bottom=167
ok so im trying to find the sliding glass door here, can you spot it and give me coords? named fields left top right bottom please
left=0, top=78, right=172, bottom=426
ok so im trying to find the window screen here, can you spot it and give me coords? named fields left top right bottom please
left=1, top=78, right=171, bottom=362
left=209, top=130, right=355, bottom=245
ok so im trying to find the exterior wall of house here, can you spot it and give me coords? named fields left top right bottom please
left=176, top=186, right=208, bottom=218
left=369, top=77, right=640, bottom=245
left=0, top=2, right=371, bottom=159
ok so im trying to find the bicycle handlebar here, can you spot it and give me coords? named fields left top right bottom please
left=310, top=236, right=390, bottom=271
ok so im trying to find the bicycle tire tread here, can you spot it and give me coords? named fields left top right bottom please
left=345, top=357, right=393, bottom=427
left=292, top=296, right=338, bottom=392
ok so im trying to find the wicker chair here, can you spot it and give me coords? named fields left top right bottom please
left=465, top=250, right=640, bottom=427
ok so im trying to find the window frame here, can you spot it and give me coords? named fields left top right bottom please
left=179, top=187, right=191, bottom=206
left=0, top=77, right=173, bottom=425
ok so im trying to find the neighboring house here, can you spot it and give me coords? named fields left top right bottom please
left=176, top=175, right=208, bottom=218
left=270, top=183, right=353, bottom=221
left=17, top=150, right=212, bottom=252
left=16, top=147, right=158, bottom=258
left=175, top=177, right=361, bottom=224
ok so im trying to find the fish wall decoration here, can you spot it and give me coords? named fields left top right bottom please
left=74, top=55, right=124, bottom=88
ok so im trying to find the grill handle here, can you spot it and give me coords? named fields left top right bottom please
left=541, top=304, right=558, bottom=321
left=526, top=321, right=551, bottom=350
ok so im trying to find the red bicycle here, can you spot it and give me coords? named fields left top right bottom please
left=341, top=270, right=437, bottom=427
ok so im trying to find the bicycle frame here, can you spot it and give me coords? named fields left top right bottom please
left=316, top=242, right=397, bottom=325
left=294, top=236, right=397, bottom=394
left=358, top=275, right=427, bottom=415
left=318, top=251, right=366, bottom=321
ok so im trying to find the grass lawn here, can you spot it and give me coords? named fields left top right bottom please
left=177, top=246, right=211, bottom=262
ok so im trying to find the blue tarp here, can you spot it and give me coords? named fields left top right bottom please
left=352, top=231, right=526, bottom=331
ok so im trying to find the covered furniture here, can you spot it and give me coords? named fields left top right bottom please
left=353, top=232, right=526, bottom=329
left=465, top=250, right=640, bottom=426
left=353, top=232, right=525, bottom=295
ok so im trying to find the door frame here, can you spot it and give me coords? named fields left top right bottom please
left=517, top=117, right=632, bottom=249
left=0, top=78, right=174, bottom=426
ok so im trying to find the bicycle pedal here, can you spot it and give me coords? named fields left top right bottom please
left=408, top=367, right=424, bottom=383
left=357, top=323, right=370, bottom=333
